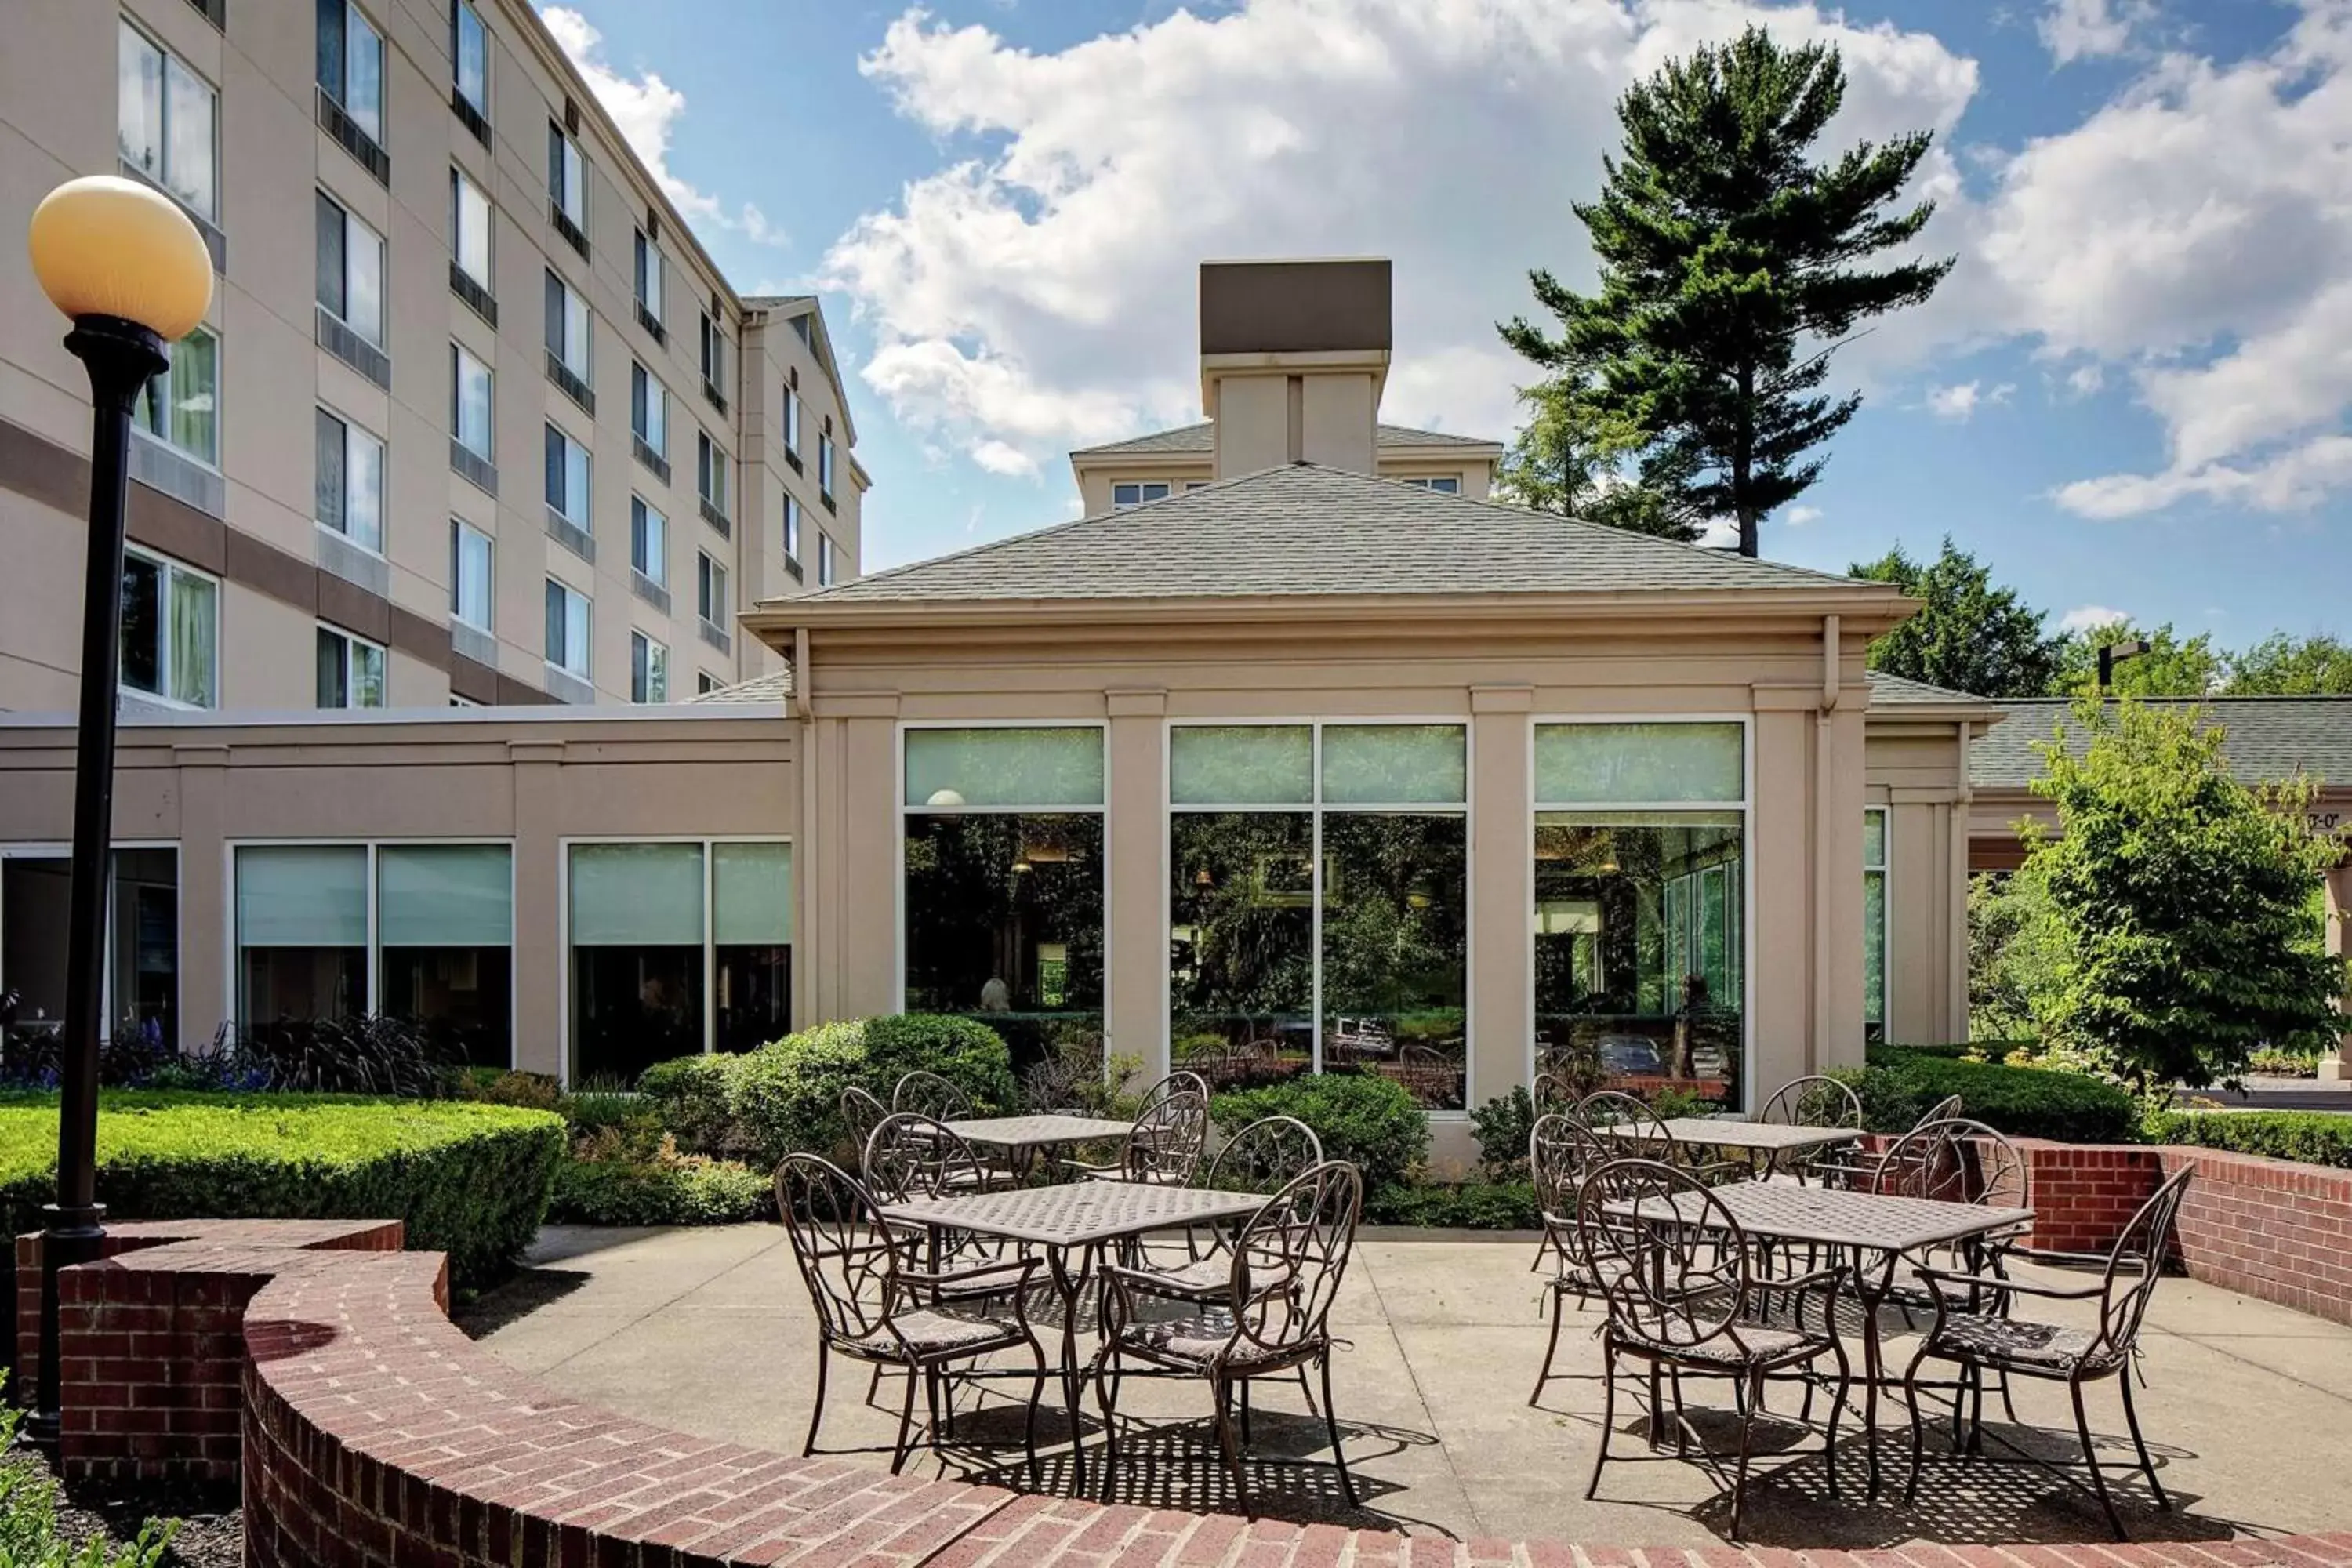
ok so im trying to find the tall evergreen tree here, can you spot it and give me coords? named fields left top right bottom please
left=1849, top=538, right=2059, bottom=699
left=1501, top=27, right=1953, bottom=555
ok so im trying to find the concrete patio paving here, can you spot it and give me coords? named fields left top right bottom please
left=467, top=1224, right=2352, bottom=1550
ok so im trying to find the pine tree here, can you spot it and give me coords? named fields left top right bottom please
left=1501, top=27, right=1953, bottom=555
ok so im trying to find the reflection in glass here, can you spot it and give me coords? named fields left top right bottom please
left=1170, top=726, right=1312, bottom=805
left=714, top=841, right=793, bottom=1051
left=902, top=813, right=1102, bottom=1069
left=903, top=728, right=1104, bottom=808
left=1319, top=814, right=1467, bottom=1109
left=1168, top=813, right=1315, bottom=1091
left=1534, top=811, right=1745, bottom=1109
left=1534, top=722, right=1744, bottom=804
left=379, top=844, right=512, bottom=1067
left=571, top=843, right=703, bottom=1083
left=111, top=849, right=178, bottom=1050
left=236, top=845, right=368, bottom=1040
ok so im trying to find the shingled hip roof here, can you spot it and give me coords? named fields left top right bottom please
left=1971, top=695, right=2352, bottom=791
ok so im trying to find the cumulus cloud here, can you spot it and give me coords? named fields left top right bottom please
left=1924, top=380, right=2013, bottom=420
left=539, top=7, right=785, bottom=247
left=2060, top=603, right=2131, bottom=632
left=1784, top=505, right=1824, bottom=524
left=2038, top=0, right=2150, bottom=64
left=822, top=0, right=1978, bottom=477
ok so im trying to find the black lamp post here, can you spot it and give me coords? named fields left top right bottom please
left=2096, top=637, right=2152, bottom=697
left=24, top=175, right=215, bottom=1446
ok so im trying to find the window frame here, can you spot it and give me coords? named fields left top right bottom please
left=317, top=0, right=387, bottom=139
left=450, top=166, right=493, bottom=290
left=547, top=121, right=587, bottom=227
left=315, top=405, right=386, bottom=556
left=817, top=532, right=835, bottom=587
left=1864, top=804, right=1890, bottom=1038
left=782, top=386, right=800, bottom=454
left=118, top=546, right=220, bottom=710
left=783, top=495, right=801, bottom=561
left=630, top=630, right=669, bottom=704
left=818, top=434, right=836, bottom=499
left=633, top=229, right=665, bottom=318
left=450, top=342, right=494, bottom=463
left=1112, top=481, right=1171, bottom=509
left=630, top=495, right=668, bottom=586
left=133, top=321, right=220, bottom=469
left=315, top=190, right=386, bottom=347
left=315, top=622, right=387, bottom=710
left=543, top=423, right=590, bottom=528
left=630, top=361, right=666, bottom=454
left=545, top=269, right=590, bottom=378
left=452, top=0, right=490, bottom=118
left=697, top=431, right=729, bottom=512
left=696, top=553, right=728, bottom=627
left=544, top=576, right=591, bottom=680
left=118, top=20, right=219, bottom=222
left=450, top=519, right=493, bottom=631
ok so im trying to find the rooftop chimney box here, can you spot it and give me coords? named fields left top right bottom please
left=1199, top=259, right=1392, bottom=357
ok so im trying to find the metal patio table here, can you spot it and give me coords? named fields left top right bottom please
left=942, top=1113, right=1136, bottom=1183
left=1598, top=1117, right=1863, bottom=1178
left=1616, top=1181, right=2032, bottom=1496
left=879, top=1180, right=1269, bottom=1487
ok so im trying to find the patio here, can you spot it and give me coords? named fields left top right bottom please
left=468, top=1221, right=2352, bottom=1550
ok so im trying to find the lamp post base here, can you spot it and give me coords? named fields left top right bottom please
left=24, top=1201, right=107, bottom=1450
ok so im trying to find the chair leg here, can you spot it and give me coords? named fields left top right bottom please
left=1586, top=1346, right=1617, bottom=1501
left=890, top=1359, right=923, bottom=1476
left=1298, top=1363, right=1319, bottom=1417
left=2071, top=1377, right=2125, bottom=1541
left=1213, top=1376, right=1250, bottom=1515
left=1902, top=1347, right=1934, bottom=1505
left=1824, top=1341, right=1850, bottom=1502
left=1319, top=1351, right=1357, bottom=1509
left=2118, top=1368, right=2168, bottom=1511
left=1531, top=1286, right=1566, bottom=1406
left=804, top=1345, right=830, bottom=1458
left=1025, top=1339, right=1047, bottom=1491
left=1730, top=1369, right=1760, bottom=1542
left=1093, top=1345, right=1122, bottom=1502
left=1240, top=1377, right=1252, bottom=1444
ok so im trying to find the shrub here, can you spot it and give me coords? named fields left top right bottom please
left=548, top=1151, right=773, bottom=1225
left=638, top=1056, right=742, bottom=1155
left=0, top=1396, right=173, bottom=1564
left=2147, top=1109, right=2352, bottom=1170
left=461, top=1069, right=565, bottom=1112
left=1469, top=1087, right=1536, bottom=1180
left=1365, top=1178, right=1538, bottom=1229
left=0, top=1093, right=564, bottom=1288
left=705, top=1014, right=1019, bottom=1168
left=1835, top=1047, right=2138, bottom=1143
left=1211, top=1074, right=1428, bottom=1190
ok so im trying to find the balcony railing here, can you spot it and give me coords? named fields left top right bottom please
left=546, top=350, right=594, bottom=416
left=316, top=89, right=388, bottom=185
left=551, top=203, right=589, bottom=260
left=699, top=495, right=730, bottom=539
left=316, top=306, right=390, bottom=389
left=450, top=439, right=497, bottom=497
left=632, top=435, right=670, bottom=485
left=450, top=261, right=497, bottom=328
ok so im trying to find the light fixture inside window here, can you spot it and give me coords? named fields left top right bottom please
left=1012, top=857, right=1033, bottom=874
left=925, top=788, right=964, bottom=808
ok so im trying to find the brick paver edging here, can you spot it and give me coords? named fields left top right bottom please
left=16, top=1219, right=2352, bottom=1567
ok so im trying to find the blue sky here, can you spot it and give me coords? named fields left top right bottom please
left=540, top=0, right=2347, bottom=647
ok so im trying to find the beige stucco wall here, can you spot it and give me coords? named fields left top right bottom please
left=1867, top=724, right=1974, bottom=1046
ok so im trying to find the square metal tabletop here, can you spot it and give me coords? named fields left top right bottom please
left=1597, top=1119, right=1864, bottom=1152
left=1624, top=1181, right=2034, bottom=1253
left=943, top=1114, right=1137, bottom=1149
left=880, top=1181, right=1269, bottom=1248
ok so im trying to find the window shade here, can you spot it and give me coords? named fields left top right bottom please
left=569, top=843, right=702, bottom=945
left=1169, top=725, right=1312, bottom=804
left=379, top=844, right=511, bottom=946
left=1534, top=722, right=1744, bottom=804
left=237, top=845, right=366, bottom=946
left=1320, top=724, right=1465, bottom=804
left=904, top=728, right=1104, bottom=808
left=713, top=842, right=792, bottom=944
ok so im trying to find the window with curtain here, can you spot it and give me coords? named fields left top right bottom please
left=630, top=497, right=667, bottom=586
left=1864, top=807, right=1889, bottom=1042
left=317, top=407, right=385, bottom=552
left=452, top=344, right=493, bottom=462
left=547, top=123, right=586, bottom=227
left=134, top=325, right=217, bottom=465
left=120, top=550, right=217, bottom=708
left=450, top=521, right=492, bottom=630
left=570, top=843, right=704, bottom=1081
left=452, top=0, right=488, bottom=117
left=630, top=632, right=667, bottom=703
left=902, top=728, right=1104, bottom=1072
left=544, top=424, right=590, bottom=527
left=544, top=579, right=590, bottom=679
left=714, top=842, right=792, bottom=1051
left=237, top=845, right=368, bottom=1041
left=315, top=626, right=386, bottom=710
left=1534, top=721, right=1747, bottom=1109
left=1169, top=724, right=1468, bottom=1109
left=633, top=230, right=664, bottom=318
left=631, top=362, right=666, bottom=456
left=378, top=844, right=511, bottom=1065
left=451, top=169, right=492, bottom=289
left=546, top=272, right=590, bottom=378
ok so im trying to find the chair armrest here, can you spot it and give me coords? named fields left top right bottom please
left=898, top=1256, right=1040, bottom=1289
left=1912, top=1265, right=2100, bottom=1301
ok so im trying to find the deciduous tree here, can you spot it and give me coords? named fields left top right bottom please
left=1850, top=538, right=2059, bottom=698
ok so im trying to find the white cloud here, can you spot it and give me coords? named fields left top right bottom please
left=2038, top=0, right=2150, bottom=65
left=2059, top=603, right=2130, bottom=632
left=824, top=0, right=1979, bottom=477
left=538, top=8, right=785, bottom=248
left=1784, top=505, right=1824, bottom=524
left=1924, top=380, right=2013, bottom=420
left=2064, top=363, right=2104, bottom=397
left=967, top=439, right=1039, bottom=477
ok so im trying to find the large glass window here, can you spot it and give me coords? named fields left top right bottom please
left=316, top=408, right=385, bottom=553
left=714, top=842, right=793, bottom=1052
left=451, top=169, right=492, bottom=290
left=452, top=344, right=493, bottom=462
left=1170, top=724, right=1468, bottom=1109
left=315, top=625, right=386, bottom=709
left=1864, top=807, right=1889, bottom=1043
left=546, top=272, right=591, bottom=379
left=120, top=22, right=217, bottom=220
left=120, top=549, right=217, bottom=708
left=630, top=631, right=667, bottom=703
left=1, top=848, right=180, bottom=1052
left=316, top=0, right=385, bottom=140
left=902, top=728, right=1104, bottom=1071
left=452, top=0, right=489, bottom=119
left=1534, top=722, right=1746, bottom=1108
left=378, top=844, right=511, bottom=1065
left=136, top=325, right=218, bottom=466
left=237, top=844, right=368, bottom=1036
left=450, top=521, right=493, bottom=630
left=314, top=192, right=384, bottom=347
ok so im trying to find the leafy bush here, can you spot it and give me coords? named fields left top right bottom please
left=549, top=1150, right=772, bottom=1225
left=2147, top=1109, right=2352, bottom=1170
left=0, top=1396, right=173, bottom=1564
left=459, top=1069, right=565, bottom=1111
left=1833, top=1047, right=2137, bottom=1143
left=1470, top=1087, right=1536, bottom=1180
left=2248, top=1047, right=2322, bottom=1079
left=1211, top=1074, right=1428, bottom=1190
left=638, top=1055, right=743, bottom=1154
left=0, top=1093, right=563, bottom=1287
left=1365, top=1179, right=1538, bottom=1229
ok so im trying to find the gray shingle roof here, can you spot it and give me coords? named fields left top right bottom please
left=1866, top=671, right=1994, bottom=706
left=687, top=668, right=793, bottom=704
left=800, top=463, right=1872, bottom=604
left=1973, top=696, right=2352, bottom=789
left=1072, top=421, right=1500, bottom=457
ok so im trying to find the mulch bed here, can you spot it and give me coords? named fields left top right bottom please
left=10, top=1441, right=241, bottom=1567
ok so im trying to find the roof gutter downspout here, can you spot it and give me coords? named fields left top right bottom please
left=794, top=625, right=815, bottom=1030
left=1814, top=615, right=1841, bottom=1071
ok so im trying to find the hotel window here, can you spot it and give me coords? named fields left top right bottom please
left=235, top=843, right=513, bottom=1065
left=452, top=0, right=490, bottom=123
left=817, top=532, right=836, bottom=587
left=450, top=521, right=493, bottom=630
left=315, top=192, right=385, bottom=347
left=783, top=495, right=802, bottom=561
left=1533, top=722, right=1747, bottom=1109
left=316, top=625, right=387, bottom=710
left=315, top=0, right=386, bottom=140
left=782, top=386, right=801, bottom=455
left=1401, top=477, right=1460, bottom=494
left=818, top=434, right=835, bottom=501
left=699, top=312, right=724, bottom=390
left=548, top=122, right=587, bottom=234
left=544, top=579, right=590, bottom=680
left=1864, top=808, right=1889, bottom=1043
left=630, top=497, right=667, bottom=587
left=118, top=22, right=217, bottom=221
left=451, top=169, right=493, bottom=292
left=630, top=362, right=666, bottom=459
left=630, top=631, right=668, bottom=704
left=697, top=554, right=727, bottom=628
left=1112, top=482, right=1170, bottom=508
left=119, top=549, right=216, bottom=709
left=316, top=408, right=386, bottom=554
left=546, top=270, right=590, bottom=380
left=698, top=432, right=728, bottom=517
left=696, top=672, right=720, bottom=696
left=1168, top=724, right=1468, bottom=1111
left=633, top=228, right=665, bottom=332
left=544, top=424, right=590, bottom=528
left=451, top=344, right=493, bottom=463
left=134, top=324, right=217, bottom=466
left=568, top=840, right=794, bottom=1079
left=902, top=728, right=1104, bottom=1070
left=2, top=847, right=181, bottom=1051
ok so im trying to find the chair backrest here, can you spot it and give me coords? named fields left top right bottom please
left=1121, top=1090, right=1210, bottom=1182
left=2089, top=1166, right=2192, bottom=1363
left=1528, top=1110, right=1612, bottom=1225
left=1758, top=1074, right=1864, bottom=1130
left=840, top=1085, right=890, bottom=1165
left=1140, top=1069, right=1211, bottom=1114
left=1227, top=1160, right=1361, bottom=1357
left=1877, top=1116, right=2025, bottom=1208
left=1206, top=1114, right=1323, bottom=1196
left=1915, top=1093, right=1964, bottom=1128
left=893, top=1069, right=974, bottom=1123
left=1576, top=1157, right=1751, bottom=1355
left=775, top=1154, right=898, bottom=1345
left=1575, top=1090, right=1671, bottom=1148
left=862, top=1111, right=989, bottom=1203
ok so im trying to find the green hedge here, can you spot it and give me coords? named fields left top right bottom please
left=0, top=1093, right=564, bottom=1287
left=1364, top=1178, right=1538, bottom=1229
left=2147, top=1109, right=2352, bottom=1170
left=1835, top=1047, right=2137, bottom=1144
left=1210, top=1075, right=1428, bottom=1190
left=547, top=1155, right=773, bottom=1225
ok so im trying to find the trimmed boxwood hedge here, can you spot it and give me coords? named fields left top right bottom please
left=1837, top=1047, right=2138, bottom=1144
left=547, top=1154, right=773, bottom=1225
left=1210, top=1074, right=1430, bottom=1191
left=0, top=1092, right=564, bottom=1287
left=2146, top=1109, right=2352, bottom=1170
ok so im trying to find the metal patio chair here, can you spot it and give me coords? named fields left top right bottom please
left=1818, top=1092, right=1965, bottom=1191
left=774, top=1153, right=1047, bottom=1480
left=1528, top=1111, right=1628, bottom=1401
left=1092, top=1160, right=1364, bottom=1512
left=1902, top=1166, right=2193, bottom=1539
left=1754, top=1075, right=1864, bottom=1184
left=1578, top=1157, right=1852, bottom=1540
left=1069, top=1089, right=1210, bottom=1186
left=841, top=1085, right=891, bottom=1167
left=894, top=1069, right=977, bottom=1123
left=1117, top=1114, right=1325, bottom=1305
